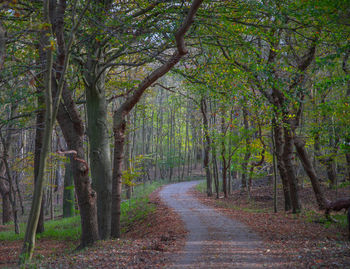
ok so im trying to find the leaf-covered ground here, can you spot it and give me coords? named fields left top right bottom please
left=0, top=188, right=187, bottom=268
left=193, top=183, right=350, bottom=268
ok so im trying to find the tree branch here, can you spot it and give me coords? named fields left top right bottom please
left=117, top=0, right=204, bottom=116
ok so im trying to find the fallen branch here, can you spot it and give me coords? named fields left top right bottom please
left=325, top=197, right=350, bottom=240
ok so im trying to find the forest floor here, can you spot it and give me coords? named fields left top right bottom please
left=193, top=181, right=350, bottom=268
left=1, top=179, right=349, bottom=268
left=0, top=187, right=187, bottom=268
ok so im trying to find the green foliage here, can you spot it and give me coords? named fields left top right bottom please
left=122, top=154, right=151, bottom=186
left=305, top=210, right=349, bottom=230
left=334, top=181, right=350, bottom=189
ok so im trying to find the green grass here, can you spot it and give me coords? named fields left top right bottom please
left=0, top=222, right=26, bottom=241
left=195, top=180, right=206, bottom=193
left=38, top=216, right=81, bottom=241
left=0, top=181, right=165, bottom=242
left=303, top=209, right=348, bottom=230
left=0, top=216, right=81, bottom=241
left=120, top=181, right=163, bottom=233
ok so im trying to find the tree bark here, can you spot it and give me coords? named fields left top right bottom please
left=111, top=114, right=126, bottom=238
left=273, top=119, right=292, bottom=211
left=282, top=122, right=301, bottom=213
left=241, top=106, right=250, bottom=191
left=85, top=78, right=112, bottom=240
left=33, top=21, right=49, bottom=234
left=56, top=86, right=99, bottom=246
left=200, top=98, right=212, bottom=197
left=0, top=171, right=12, bottom=224
left=0, top=22, right=11, bottom=224
left=0, top=156, right=12, bottom=224
left=294, top=137, right=327, bottom=209
left=221, top=111, right=228, bottom=198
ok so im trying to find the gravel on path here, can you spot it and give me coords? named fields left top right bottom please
left=159, top=181, right=282, bottom=268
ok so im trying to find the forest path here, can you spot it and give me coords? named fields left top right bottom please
left=159, top=181, right=280, bottom=268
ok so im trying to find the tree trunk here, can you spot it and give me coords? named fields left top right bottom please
left=241, top=106, right=250, bottom=191
left=282, top=124, right=301, bottom=213
left=21, top=9, right=54, bottom=259
left=325, top=158, right=337, bottom=188
left=200, top=98, right=212, bottom=197
left=55, top=83, right=99, bottom=247
left=85, top=77, right=112, bottom=240
left=221, top=111, right=228, bottom=198
left=294, top=137, right=327, bottom=209
left=212, top=152, right=219, bottom=199
left=2, top=192, right=12, bottom=224
left=63, top=161, right=75, bottom=218
left=125, top=115, right=132, bottom=199
left=111, top=114, right=126, bottom=238
left=51, top=0, right=99, bottom=246
left=0, top=161, right=12, bottom=224
left=346, top=153, right=350, bottom=182
left=273, top=121, right=292, bottom=211
left=33, top=27, right=48, bottom=234
left=0, top=20, right=14, bottom=225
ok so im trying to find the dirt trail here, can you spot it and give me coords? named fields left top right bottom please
left=159, top=181, right=281, bottom=268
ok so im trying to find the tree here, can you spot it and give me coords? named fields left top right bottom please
left=111, top=0, right=204, bottom=238
left=20, top=0, right=89, bottom=262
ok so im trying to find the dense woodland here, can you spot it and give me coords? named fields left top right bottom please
left=0, top=0, right=350, bottom=266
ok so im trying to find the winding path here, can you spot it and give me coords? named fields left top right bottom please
left=159, top=181, right=280, bottom=268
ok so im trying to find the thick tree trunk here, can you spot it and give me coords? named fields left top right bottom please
left=273, top=121, right=292, bottom=211
left=282, top=124, right=301, bottom=213
left=111, top=114, right=126, bottom=238
left=85, top=79, right=112, bottom=240
left=0, top=22, right=11, bottom=225
left=2, top=192, right=12, bottom=224
left=0, top=162, right=12, bottom=224
left=55, top=83, right=99, bottom=247
left=48, top=0, right=99, bottom=245
left=294, top=137, right=327, bottom=209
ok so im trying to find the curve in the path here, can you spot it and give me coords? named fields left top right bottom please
left=159, top=181, right=280, bottom=268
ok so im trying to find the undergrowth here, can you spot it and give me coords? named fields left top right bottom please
left=120, top=181, right=163, bottom=233
left=0, top=181, right=165, bottom=242
left=304, top=209, right=348, bottom=230
left=197, top=180, right=349, bottom=230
